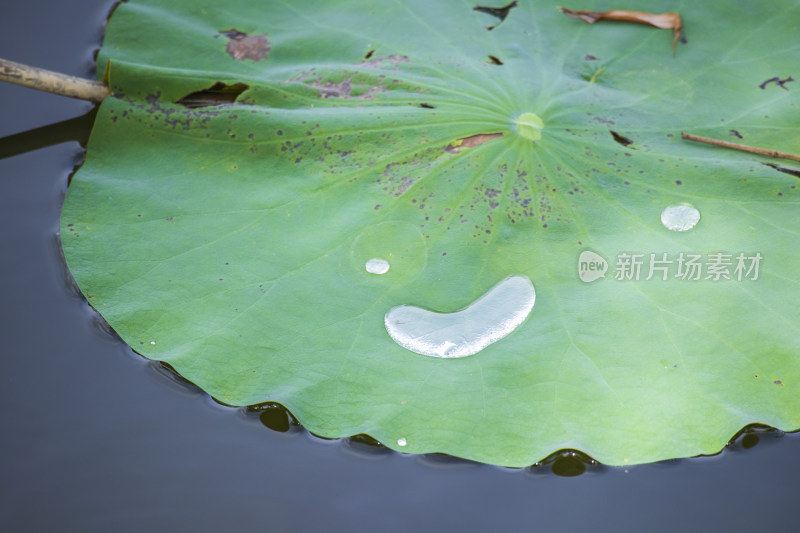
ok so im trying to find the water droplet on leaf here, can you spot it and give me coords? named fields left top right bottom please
left=385, top=275, right=535, bottom=358
left=349, top=221, right=426, bottom=282
left=365, top=258, right=390, bottom=274
left=661, top=204, right=700, bottom=231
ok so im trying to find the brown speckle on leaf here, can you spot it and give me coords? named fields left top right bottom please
left=312, top=78, right=385, bottom=100
left=313, top=78, right=352, bottom=99
left=221, top=29, right=270, bottom=62
left=360, top=54, right=410, bottom=70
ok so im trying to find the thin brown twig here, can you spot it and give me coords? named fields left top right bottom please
left=0, top=58, right=110, bottom=102
left=681, top=132, right=800, bottom=163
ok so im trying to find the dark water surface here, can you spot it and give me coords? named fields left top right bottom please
left=2, top=2, right=799, bottom=531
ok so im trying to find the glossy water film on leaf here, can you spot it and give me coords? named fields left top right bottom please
left=385, top=275, right=535, bottom=358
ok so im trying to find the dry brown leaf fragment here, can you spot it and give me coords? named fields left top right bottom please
left=444, top=133, right=503, bottom=153
left=559, top=8, right=682, bottom=52
left=221, top=29, right=270, bottom=62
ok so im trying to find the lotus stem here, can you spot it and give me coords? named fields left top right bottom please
left=0, top=58, right=109, bottom=103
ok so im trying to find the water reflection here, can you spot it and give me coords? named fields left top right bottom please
left=245, top=401, right=789, bottom=476
left=247, top=402, right=300, bottom=434
left=727, top=423, right=784, bottom=452
left=529, top=450, right=603, bottom=477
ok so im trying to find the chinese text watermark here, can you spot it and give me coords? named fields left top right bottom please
left=579, top=250, right=762, bottom=283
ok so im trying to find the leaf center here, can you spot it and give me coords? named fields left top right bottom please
left=513, top=112, right=544, bottom=141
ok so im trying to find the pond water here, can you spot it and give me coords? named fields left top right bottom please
left=2, top=1, right=799, bottom=531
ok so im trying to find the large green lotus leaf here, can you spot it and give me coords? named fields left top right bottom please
left=61, top=0, right=800, bottom=466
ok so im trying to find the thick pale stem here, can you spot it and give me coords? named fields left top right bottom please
left=0, top=58, right=110, bottom=103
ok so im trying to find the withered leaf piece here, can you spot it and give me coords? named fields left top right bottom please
left=474, top=1, right=518, bottom=30
left=759, top=76, right=794, bottom=90
left=609, top=130, right=633, bottom=147
left=764, top=163, right=800, bottom=178
left=444, top=132, right=503, bottom=153
left=559, top=8, right=682, bottom=52
left=221, top=29, right=270, bottom=61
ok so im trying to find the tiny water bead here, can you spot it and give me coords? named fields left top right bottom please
left=349, top=221, right=426, bottom=282
left=661, top=204, right=700, bottom=231
left=397, top=438, right=407, bottom=447
left=365, top=258, right=390, bottom=275
left=513, top=112, right=544, bottom=141
left=384, top=275, right=535, bottom=358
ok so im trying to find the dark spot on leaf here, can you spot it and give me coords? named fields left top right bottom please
left=419, top=103, right=436, bottom=109
left=759, top=76, right=793, bottom=90
left=364, top=49, right=375, bottom=59
left=610, top=130, right=634, bottom=147
left=474, top=1, right=518, bottom=30
left=764, top=163, right=800, bottom=178
left=445, top=132, right=503, bottom=153
left=584, top=54, right=598, bottom=60
left=176, top=82, right=249, bottom=109
left=221, top=29, right=270, bottom=62
left=488, top=55, right=504, bottom=65
left=675, top=180, right=682, bottom=185
left=729, top=129, right=743, bottom=139
left=774, top=380, right=783, bottom=386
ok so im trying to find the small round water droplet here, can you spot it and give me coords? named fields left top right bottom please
left=513, top=112, right=544, bottom=141
left=349, top=221, right=426, bottom=282
left=385, top=274, right=535, bottom=358
left=365, top=258, right=390, bottom=275
left=397, top=438, right=407, bottom=447
left=661, top=204, right=700, bottom=231
left=150, top=341, right=156, bottom=345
